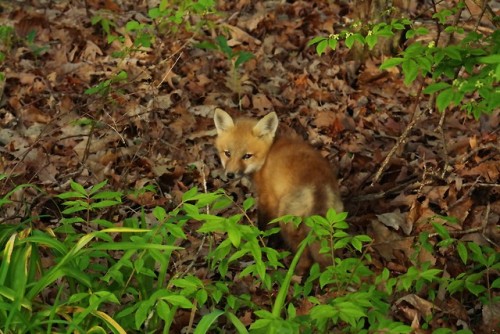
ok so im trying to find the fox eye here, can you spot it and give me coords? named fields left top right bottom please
left=224, top=150, right=231, bottom=158
left=242, top=153, right=253, bottom=160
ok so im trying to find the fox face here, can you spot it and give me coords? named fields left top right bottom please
left=213, top=108, right=278, bottom=179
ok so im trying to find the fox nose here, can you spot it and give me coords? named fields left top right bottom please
left=227, top=172, right=235, bottom=179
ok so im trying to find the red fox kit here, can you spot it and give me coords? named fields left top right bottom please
left=213, top=108, right=344, bottom=274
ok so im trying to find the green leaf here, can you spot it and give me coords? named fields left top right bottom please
left=443, top=46, right=461, bottom=60
left=467, top=242, right=485, bottom=262
left=307, top=36, right=326, bottom=47
left=70, top=181, right=87, bottom=196
left=91, top=189, right=123, bottom=201
left=91, top=242, right=180, bottom=251
left=432, top=222, right=451, bottom=239
left=163, top=295, right=193, bottom=308
left=182, top=187, right=198, bottom=202
left=215, top=35, right=232, bottom=57
left=156, top=300, right=171, bottom=322
left=91, top=200, right=121, bottom=209
left=414, top=27, right=429, bottom=35
left=62, top=205, right=88, bottom=215
left=193, top=309, right=224, bottom=334
left=405, top=29, right=416, bottom=39
left=135, top=301, right=150, bottom=329
left=197, top=218, right=226, bottom=233
left=57, top=191, right=87, bottom=199
left=148, top=8, right=161, bottom=19
left=344, top=33, right=364, bottom=49
left=125, top=20, right=140, bottom=32
left=457, top=242, right=468, bottom=264
left=24, top=234, right=68, bottom=255
left=183, top=203, right=200, bottom=219
left=249, top=319, right=272, bottom=330
left=402, top=59, right=419, bottom=86
left=380, top=57, right=404, bottom=70
left=423, top=82, right=450, bottom=94
left=366, top=34, right=378, bottom=50
left=194, top=41, right=217, bottom=50
left=420, top=269, right=442, bottom=281
left=90, top=15, right=101, bottom=25
left=226, top=312, right=249, bottom=334
left=416, top=56, right=432, bottom=74
left=243, top=197, right=255, bottom=211
left=153, top=206, right=167, bottom=221
left=465, top=282, right=486, bottom=296
left=310, top=304, right=337, bottom=319
left=287, top=303, right=296, bottom=319
left=316, top=39, right=328, bottom=56
left=211, top=197, right=232, bottom=210
left=479, top=54, right=500, bottom=64
left=436, top=88, right=454, bottom=112
left=196, top=289, right=208, bottom=305
left=88, top=180, right=109, bottom=195
left=27, top=233, right=97, bottom=299
left=234, top=51, right=254, bottom=69
left=328, top=38, right=338, bottom=50
left=114, top=70, right=128, bottom=81
left=227, top=224, right=242, bottom=248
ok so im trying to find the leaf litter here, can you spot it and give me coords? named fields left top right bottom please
left=0, top=0, right=499, bottom=331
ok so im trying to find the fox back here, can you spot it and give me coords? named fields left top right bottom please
left=213, top=108, right=344, bottom=274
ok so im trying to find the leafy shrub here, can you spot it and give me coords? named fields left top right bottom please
left=0, top=179, right=401, bottom=332
left=308, top=2, right=499, bottom=119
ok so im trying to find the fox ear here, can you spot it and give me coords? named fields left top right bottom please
left=214, top=108, right=234, bottom=134
left=253, top=112, right=278, bottom=138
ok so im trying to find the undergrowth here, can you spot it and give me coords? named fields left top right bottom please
left=1, top=177, right=498, bottom=333
left=308, top=1, right=499, bottom=118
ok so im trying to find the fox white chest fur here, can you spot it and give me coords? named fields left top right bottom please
left=213, top=108, right=344, bottom=274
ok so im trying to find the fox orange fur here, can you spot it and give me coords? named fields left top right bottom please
left=213, top=108, right=344, bottom=274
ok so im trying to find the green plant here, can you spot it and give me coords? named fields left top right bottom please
left=0, top=179, right=179, bottom=332
left=149, top=0, right=217, bottom=34
left=87, top=0, right=219, bottom=95
left=84, top=70, right=128, bottom=96
left=308, top=17, right=414, bottom=55
left=0, top=25, right=14, bottom=80
left=0, top=25, right=14, bottom=50
left=424, top=217, right=500, bottom=305
left=198, top=35, right=254, bottom=72
left=91, top=11, right=121, bottom=44
left=196, top=35, right=254, bottom=100
left=3, top=176, right=495, bottom=332
left=92, top=0, right=217, bottom=59
left=0, top=178, right=411, bottom=332
left=25, top=30, right=50, bottom=57
left=308, top=2, right=499, bottom=119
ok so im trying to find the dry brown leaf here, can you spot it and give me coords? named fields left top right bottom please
left=222, top=23, right=262, bottom=46
left=252, top=93, right=273, bottom=112
left=459, top=161, right=499, bottom=181
left=395, top=294, right=440, bottom=319
left=376, top=210, right=412, bottom=235
left=370, top=220, right=414, bottom=261
left=237, top=2, right=267, bottom=32
left=81, top=40, right=103, bottom=62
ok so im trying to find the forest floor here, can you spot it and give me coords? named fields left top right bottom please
left=0, top=0, right=499, bottom=332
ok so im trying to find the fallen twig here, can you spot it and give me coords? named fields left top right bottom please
left=371, top=83, right=426, bottom=186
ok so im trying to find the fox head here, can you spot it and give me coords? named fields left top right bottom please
left=213, top=108, right=278, bottom=179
